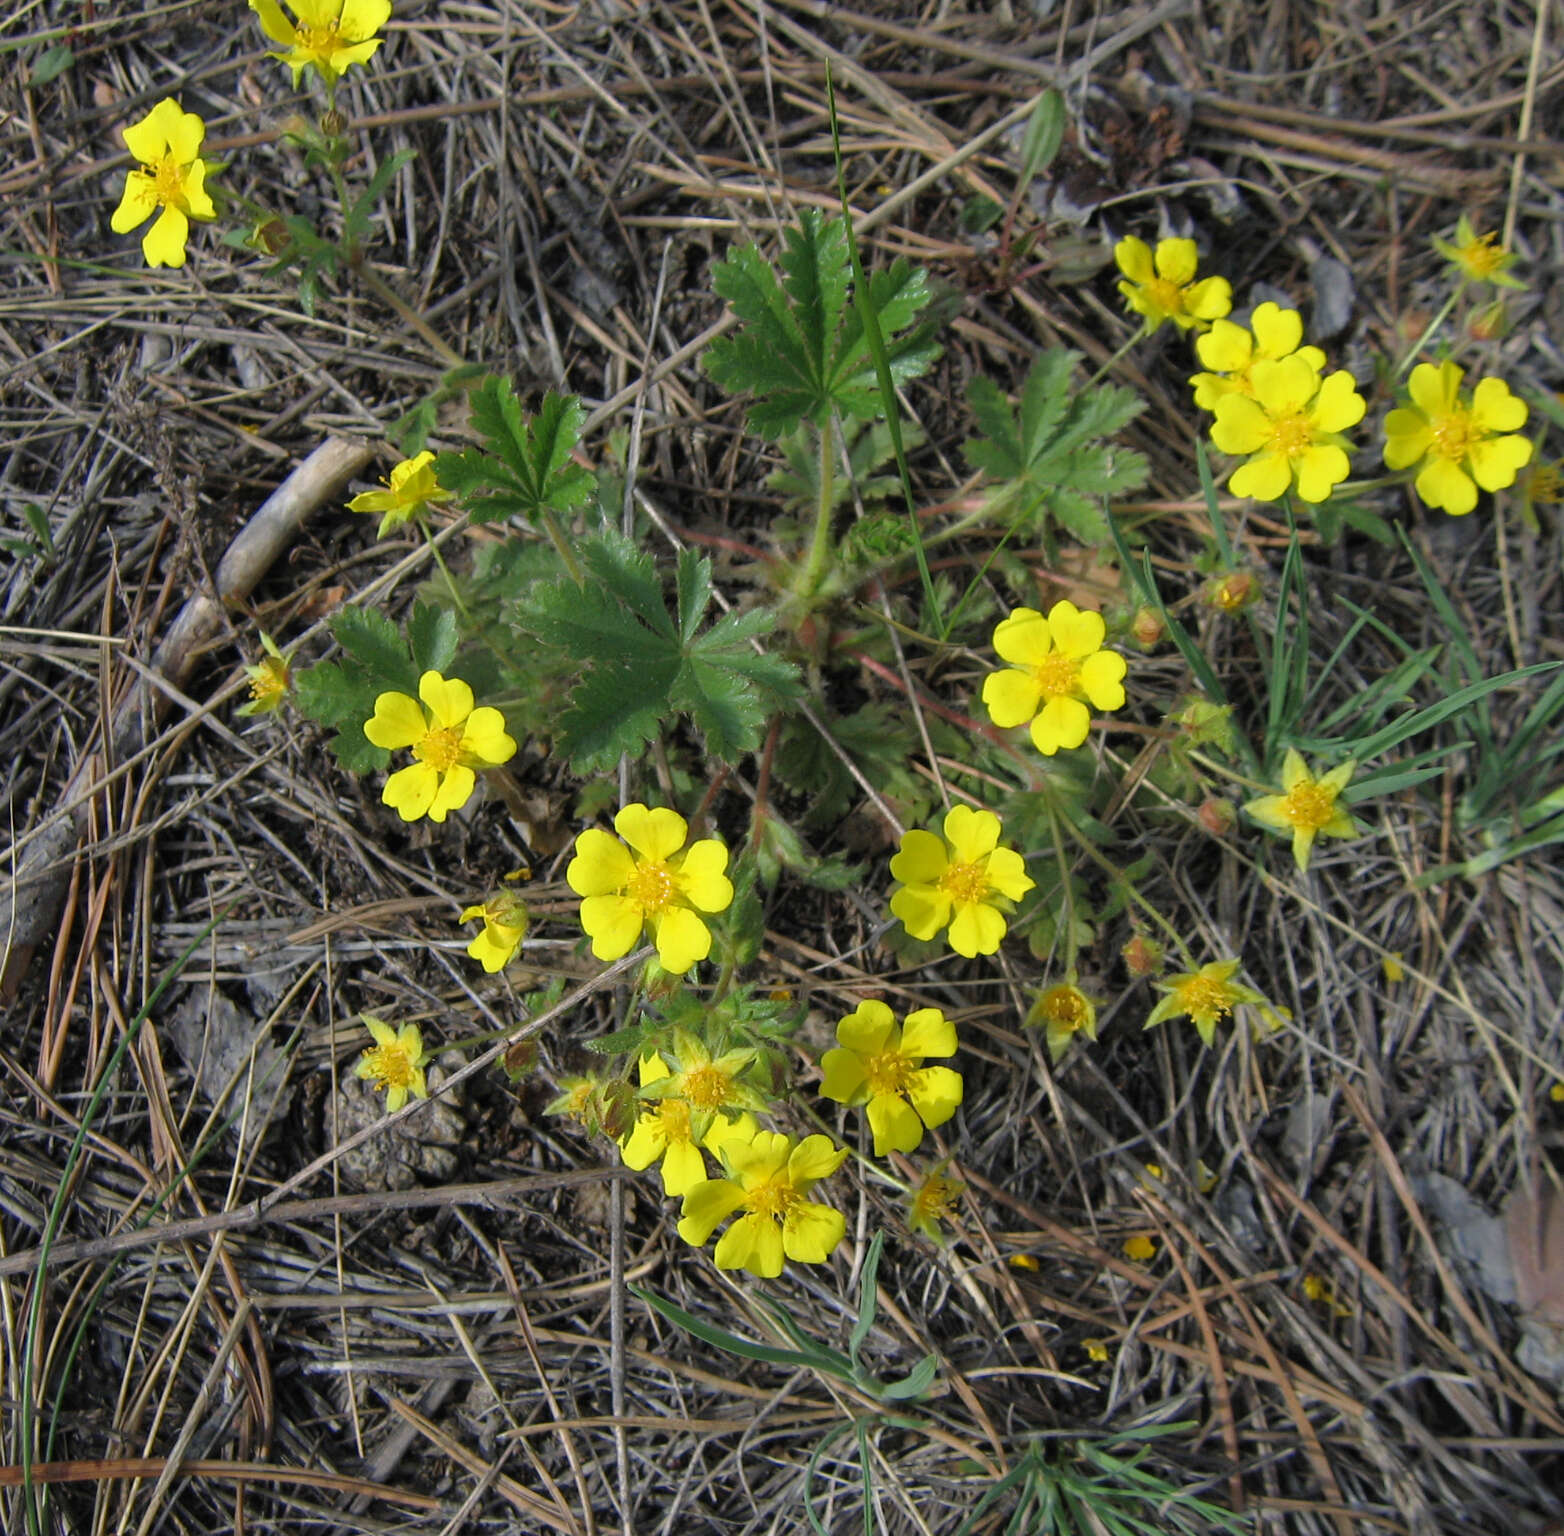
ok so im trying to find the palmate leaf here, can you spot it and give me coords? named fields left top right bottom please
left=435, top=379, right=597, bottom=525
left=704, top=209, right=939, bottom=439
left=965, top=349, right=1148, bottom=546
left=516, top=531, right=801, bottom=772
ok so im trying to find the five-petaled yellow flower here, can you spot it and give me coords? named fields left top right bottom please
left=819, top=1000, right=964, bottom=1157
left=890, top=805, right=1035, bottom=958
left=1026, top=976, right=1098, bottom=1064
left=1113, top=236, right=1231, bottom=335
left=621, top=1052, right=757, bottom=1198
left=110, top=99, right=216, bottom=269
left=566, top=805, right=733, bottom=975
left=1211, top=355, right=1365, bottom=504
left=1244, top=750, right=1359, bottom=872
left=1432, top=215, right=1525, bottom=290
left=364, top=669, right=517, bottom=823
left=678, top=1130, right=848, bottom=1277
left=237, top=632, right=293, bottom=717
left=347, top=451, right=452, bottom=538
left=459, top=890, right=528, bottom=972
left=907, top=1164, right=963, bottom=1244
left=983, top=602, right=1127, bottom=756
left=1144, top=959, right=1264, bottom=1047
left=249, top=0, right=390, bottom=88
left=1382, top=360, right=1532, bottom=517
left=355, top=1016, right=429, bottom=1111
left=1189, top=303, right=1326, bottom=412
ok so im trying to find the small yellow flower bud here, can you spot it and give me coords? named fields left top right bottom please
left=1121, top=933, right=1164, bottom=979
left=1130, top=606, right=1165, bottom=650
left=1197, top=797, right=1236, bottom=837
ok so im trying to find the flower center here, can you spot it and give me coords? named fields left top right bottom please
left=626, top=859, right=676, bottom=914
left=937, top=858, right=989, bottom=906
left=414, top=723, right=465, bottom=772
left=1268, top=409, right=1315, bottom=460
left=150, top=154, right=185, bottom=208
left=295, top=19, right=346, bottom=56
left=913, top=1175, right=957, bottom=1223
left=656, top=1099, right=693, bottom=1143
left=249, top=664, right=285, bottom=703
left=362, top=1044, right=413, bottom=1091
left=862, top=1049, right=914, bottom=1098
left=1178, top=975, right=1235, bottom=1023
left=1034, top=652, right=1081, bottom=699
left=1460, top=236, right=1503, bottom=278
left=1041, top=987, right=1088, bottom=1030
left=1282, top=781, right=1337, bottom=831
left=1430, top=406, right=1475, bottom=462
left=682, top=1064, right=732, bottom=1111
left=742, top=1172, right=796, bottom=1223
left=1147, top=276, right=1184, bottom=316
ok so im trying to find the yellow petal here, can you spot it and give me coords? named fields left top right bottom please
left=1047, top=601, right=1105, bottom=658
left=1183, top=275, right=1232, bottom=321
left=1078, top=650, right=1127, bottom=710
left=1470, top=377, right=1528, bottom=434
left=182, top=159, right=216, bottom=221
left=947, top=900, right=1006, bottom=958
left=1030, top=694, right=1089, bottom=754
left=1249, top=303, right=1302, bottom=359
left=1408, top=360, right=1459, bottom=418
left=1310, top=371, right=1366, bottom=433
left=578, top=893, right=644, bottom=959
left=1113, top=236, right=1154, bottom=284
left=983, top=846, right=1035, bottom=901
left=658, top=1138, right=709, bottom=1198
left=1210, top=395, right=1271, bottom=456
left=1293, top=444, right=1350, bottom=504
left=983, top=667, right=1044, bottom=728
left=141, top=204, right=190, bottom=268
left=819, top=1046, right=869, bottom=1104
left=677, top=840, right=733, bottom=912
left=425, top=765, right=475, bottom=822
left=1467, top=434, right=1532, bottom=492
left=339, top=0, right=391, bottom=40
left=678, top=1178, right=746, bottom=1246
left=1194, top=318, right=1252, bottom=373
left=942, top=804, right=999, bottom=862
left=1229, top=451, right=1293, bottom=503
left=990, top=607, right=1052, bottom=666
left=1153, top=237, right=1198, bottom=286
left=867, top=1092, right=924, bottom=1155
left=567, top=828, right=638, bottom=895
left=1415, top=456, right=1477, bottom=515
left=782, top=1201, right=846, bottom=1264
left=836, top=1000, right=896, bottom=1055
left=715, top=1212, right=784, bottom=1276
left=110, top=171, right=158, bottom=233
left=889, top=829, right=948, bottom=885
left=460, top=706, right=517, bottom=765
left=364, top=689, right=425, bottom=749
left=615, top=803, right=688, bottom=863
left=418, top=670, right=473, bottom=729
left=899, top=1007, right=955, bottom=1058
left=906, top=1065, right=964, bottom=1128
left=248, top=0, right=298, bottom=45
left=382, top=761, right=438, bottom=820
left=890, top=884, right=950, bottom=942
left=650, top=906, right=712, bottom=974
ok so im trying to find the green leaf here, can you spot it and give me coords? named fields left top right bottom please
left=704, top=209, right=938, bottom=439
left=435, top=380, right=596, bottom=525
left=293, top=661, right=389, bottom=773
left=30, top=44, right=73, bottom=85
left=330, top=606, right=419, bottom=695
left=516, top=531, right=801, bottom=772
left=1018, top=88, right=1066, bottom=186
left=965, top=349, right=1147, bottom=550
left=343, top=148, right=416, bottom=247
left=408, top=601, right=458, bottom=675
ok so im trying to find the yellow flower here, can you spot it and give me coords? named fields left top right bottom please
left=364, top=670, right=517, bottom=823
left=1113, top=236, right=1231, bottom=335
left=1026, top=976, right=1098, bottom=1064
left=1382, top=360, right=1532, bottom=516
left=1007, top=1252, right=1040, bottom=1271
left=1550, top=1083, right=1564, bottom=1104
left=544, top=1074, right=603, bottom=1127
left=982, top=602, right=1127, bottom=756
left=1144, top=958, right=1264, bottom=1047
left=347, top=451, right=452, bottom=538
left=1244, top=750, right=1359, bottom=872
left=1190, top=302, right=1327, bottom=411
left=1211, top=354, right=1365, bottom=504
left=1303, top=1272, right=1352, bottom=1317
left=354, top=1016, right=429, bottom=1111
left=1381, top=952, right=1405, bottom=984
left=458, top=890, right=528, bottom=972
left=620, top=1053, right=757, bottom=1198
left=1122, top=1234, right=1157, bottom=1262
left=249, top=0, right=390, bottom=88
left=907, top=1164, right=963, bottom=1244
left=237, top=632, right=293, bottom=717
left=566, top=805, right=733, bottom=975
left=110, top=99, right=217, bottom=269
left=820, top=1000, right=963, bottom=1157
left=678, top=1130, right=848, bottom=1278
left=889, top=805, right=1035, bottom=958
left=1432, top=215, right=1525, bottom=290
left=1082, top=1338, right=1111, bottom=1363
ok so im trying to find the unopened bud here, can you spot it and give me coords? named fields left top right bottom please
left=1130, top=606, right=1165, bottom=650
left=1203, top=568, right=1257, bottom=614
left=1197, top=797, right=1236, bottom=837
left=320, top=108, right=348, bottom=139
left=1467, top=299, right=1509, bottom=342
left=1121, top=933, right=1164, bottom=979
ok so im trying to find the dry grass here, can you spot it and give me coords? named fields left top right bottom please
left=3, top=1, right=1564, bottom=1533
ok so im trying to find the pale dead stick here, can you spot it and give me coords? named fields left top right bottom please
left=0, top=438, right=373, bottom=999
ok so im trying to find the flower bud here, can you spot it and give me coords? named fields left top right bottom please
left=1203, top=568, right=1257, bottom=613
left=1121, top=933, right=1164, bottom=979
left=320, top=108, right=348, bottom=139
left=1197, top=797, right=1236, bottom=837
left=1130, top=606, right=1165, bottom=650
